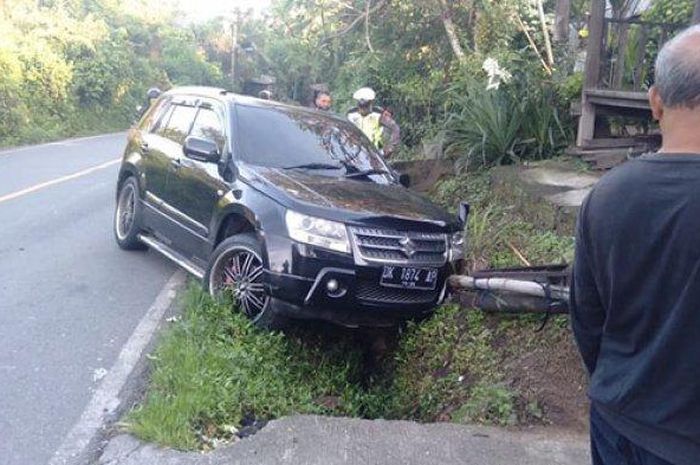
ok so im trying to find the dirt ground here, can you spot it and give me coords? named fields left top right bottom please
left=504, top=326, right=589, bottom=432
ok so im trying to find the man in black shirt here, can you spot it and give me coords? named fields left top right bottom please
left=571, top=25, right=700, bottom=465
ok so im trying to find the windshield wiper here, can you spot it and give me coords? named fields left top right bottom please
left=344, top=168, right=391, bottom=178
left=282, top=163, right=343, bottom=170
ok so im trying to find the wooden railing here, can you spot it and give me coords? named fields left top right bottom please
left=598, top=17, right=685, bottom=92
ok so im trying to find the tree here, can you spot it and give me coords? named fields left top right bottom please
left=554, top=0, right=571, bottom=43
left=437, top=0, right=467, bottom=63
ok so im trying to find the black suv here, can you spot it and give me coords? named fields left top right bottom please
left=114, top=87, right=465, bottom=328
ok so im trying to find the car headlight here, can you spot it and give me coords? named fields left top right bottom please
left=285, top=210, right=350, bottom=254
left=449, top=230, right=465, bottom=261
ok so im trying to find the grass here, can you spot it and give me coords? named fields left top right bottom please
left=364, top=307, right=504, bottom=422
left=128, top=289, right=367, bottom=449
left=431, top=167, right=575, bottom=271
left=0, top=105, right=132, bottom=148
left=128, top=165, right=585, bottom=449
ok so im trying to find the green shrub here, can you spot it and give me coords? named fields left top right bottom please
left=444, top=79, right=525, bottom=168
left=444, top=71, right=571, bottom=170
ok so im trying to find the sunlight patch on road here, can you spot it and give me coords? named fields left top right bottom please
left=0, top=158, right=120, bottom=204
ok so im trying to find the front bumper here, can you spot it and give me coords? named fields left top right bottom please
left=263, top=234, right=453, bottom=327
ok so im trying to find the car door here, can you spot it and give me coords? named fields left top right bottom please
left=146, top=100, right=199, bottom=245
left=166, top=99, right=230, bottom=261
left=137, top=97, right=172, bottom=209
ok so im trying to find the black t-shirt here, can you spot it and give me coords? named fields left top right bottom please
left=571, top=153, right=700, bottom=465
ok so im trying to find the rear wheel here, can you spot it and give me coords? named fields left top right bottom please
left=206, top=233, right=286, bottom=330
left=114, top=177, right=146, bottom=250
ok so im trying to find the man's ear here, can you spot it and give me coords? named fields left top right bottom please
left=649, top=86, right=664, bottom=121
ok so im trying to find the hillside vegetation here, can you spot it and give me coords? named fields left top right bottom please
left=0, top=0, right=223, bottom=146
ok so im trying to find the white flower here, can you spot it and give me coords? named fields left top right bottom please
left=482, top=57, right=500, bottom=75
left=482, top=57, right=512, bottom=91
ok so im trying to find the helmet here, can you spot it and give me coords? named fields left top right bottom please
left=353, top=87, right=376, bottom=102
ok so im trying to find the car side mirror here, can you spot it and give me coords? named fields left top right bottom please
left=398, top=173, right=411, bottom=188
left=459, top=202, right=470, bottom=225
left=183, top=136, right=220, bottom=163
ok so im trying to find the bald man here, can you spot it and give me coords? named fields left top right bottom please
left=571, top=25, right=700, bottom=465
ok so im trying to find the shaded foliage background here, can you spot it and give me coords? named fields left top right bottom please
left=4, top=0, right=692, bottom=159
left=0, top=0, right=223, bottom=146
left=201, top=0, right=587, bottom=166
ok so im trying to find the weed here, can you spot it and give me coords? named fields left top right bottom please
left=452, top=384, right=517, bottom=426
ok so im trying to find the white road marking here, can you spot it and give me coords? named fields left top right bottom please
left=0, top=158, right=121, bottom=204
left=48, top=270, right=186, bottom=465
left=0, top=132, right=125, bottom=157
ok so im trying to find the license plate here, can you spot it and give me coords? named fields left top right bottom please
left=380, top=266, right=438, bottom=290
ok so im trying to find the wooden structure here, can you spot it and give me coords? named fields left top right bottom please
left=575, top=0, right=700, bottom=168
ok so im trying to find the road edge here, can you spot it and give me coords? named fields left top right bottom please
left=0, top=132, right=127, bottom=157
left=48, top=270, right=187, bottom=465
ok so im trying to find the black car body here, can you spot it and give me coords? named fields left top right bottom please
left=114, top=87, right=464, bottom=328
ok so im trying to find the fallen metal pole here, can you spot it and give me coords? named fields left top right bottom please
left=448, top=275, right=570, bottom=301
left=455, top=290, right=569, bottom=314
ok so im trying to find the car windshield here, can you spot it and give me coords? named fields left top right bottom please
left=235, top=104, right=390, bottom=178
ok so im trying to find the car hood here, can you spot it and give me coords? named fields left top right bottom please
left=241, top=165, right=457, bottom=227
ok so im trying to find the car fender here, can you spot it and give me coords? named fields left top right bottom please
left=116, top=149, right=144, bottom=197
left=209, top=183, right=287, bottom=265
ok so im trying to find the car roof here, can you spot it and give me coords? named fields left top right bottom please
left=162, top=86, right=289, bottom=109
left=162, top=86, right=349, bottom=123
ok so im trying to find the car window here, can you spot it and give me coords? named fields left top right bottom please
left=235, top=104, right=387, bottom=175
left=141, top=97, right=170, bottom=132
left=158, top=104, right=197, bottom=145
left=190, top=107, right=225, bottom=153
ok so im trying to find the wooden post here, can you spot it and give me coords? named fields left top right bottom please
left=693, top=0, right=700, bottom=24
left=554, top=0, right=571, bottom=43
left=577, top=0, right=606, bottom=147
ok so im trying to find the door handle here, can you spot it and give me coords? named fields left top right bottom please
left=140, top=142, right=149, bottom=153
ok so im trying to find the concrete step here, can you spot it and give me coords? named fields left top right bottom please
left=566, top=147, right=640, bottom=170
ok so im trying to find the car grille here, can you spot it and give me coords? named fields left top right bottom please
left=349, top=226, right=447, bottom=265
left=356, top=280, right=439, bottom=305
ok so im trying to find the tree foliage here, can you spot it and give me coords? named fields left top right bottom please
left=0, top=0, right=223, bottom=146
left=222, top=0, right=577, bottom=163
left=7, top=0, right=681, bottom=164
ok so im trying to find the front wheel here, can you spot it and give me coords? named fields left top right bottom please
left=205, top=233, right=286, bottom=330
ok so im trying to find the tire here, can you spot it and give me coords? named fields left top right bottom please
left=114, top=176, right=147, bottom=250
left=205, top=233, right=287, bottom=330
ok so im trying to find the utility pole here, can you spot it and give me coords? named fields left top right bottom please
left=231, top=8, right=240, bottom=91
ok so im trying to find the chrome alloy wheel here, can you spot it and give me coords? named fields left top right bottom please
left=210, top=246, right=269, bottom=320
left=115, top=183, right=136, bottom=241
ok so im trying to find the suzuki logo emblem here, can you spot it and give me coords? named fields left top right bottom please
left=399, top=237, right=417, bottom=258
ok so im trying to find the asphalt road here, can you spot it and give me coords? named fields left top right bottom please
left=0, top=134, right=177, bottom=465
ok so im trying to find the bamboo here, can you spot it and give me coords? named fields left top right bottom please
left=515, top=14, right=552, bottom=75
left=536, top=0, right=555, bottom=66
